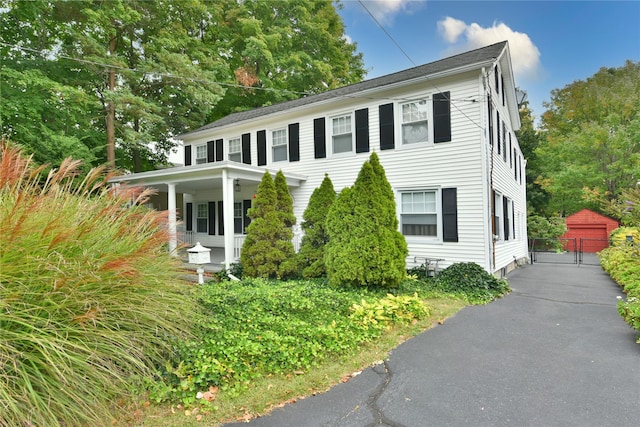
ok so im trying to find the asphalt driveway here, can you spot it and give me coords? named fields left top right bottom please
left=224, top=263, right=640, bottom=427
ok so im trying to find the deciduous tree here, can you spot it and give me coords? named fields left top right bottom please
left=536, top=61, right=640, bottom=215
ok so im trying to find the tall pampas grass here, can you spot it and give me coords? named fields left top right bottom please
left=0, top=141, right=194, bottom=426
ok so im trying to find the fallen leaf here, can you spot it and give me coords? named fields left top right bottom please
left=293, top=370, right=304, bottom=375
left=196, top=414, right=203, bottom=421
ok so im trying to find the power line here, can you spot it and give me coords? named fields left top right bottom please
left=356, top=1, right=484, bottom=130
left=357, top=0, right=417, bottom=67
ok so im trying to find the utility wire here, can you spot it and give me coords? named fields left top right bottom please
left=356, top=0, right=484, bottom=130
left=357, top=0, right=417, bottom=67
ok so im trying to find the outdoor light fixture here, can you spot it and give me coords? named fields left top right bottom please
left=235, top=178, right=240, bottom=192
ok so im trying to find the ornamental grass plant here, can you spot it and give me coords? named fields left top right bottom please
left=0, top=142, right=194, bottom=426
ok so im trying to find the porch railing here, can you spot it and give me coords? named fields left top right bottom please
left=233, top=230, right=302, bottom=260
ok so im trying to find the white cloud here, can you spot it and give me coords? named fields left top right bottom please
left=437, top=16, right=542, bottom=81
left=438, top=17, right=467, bottom=43
left=361, top=0, right=424, bottom=26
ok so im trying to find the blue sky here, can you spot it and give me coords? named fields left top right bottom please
left=337, top=0, right=640, bottom=124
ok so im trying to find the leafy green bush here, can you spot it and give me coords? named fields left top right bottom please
left=599, top=244, right=640, bottom=341
left=609, top=226, right=640, bottom=247
left=150, top=278, right=430, bottom=403
left=433, top=262, right=510, bottom=304
left=0, top=143, right=194, bottom=426
left=350, top=293, right=430, bottom=328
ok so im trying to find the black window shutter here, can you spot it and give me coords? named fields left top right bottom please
left=185, top=202, right=193, bottom=231
left=487, top=98, right=494, bottom=148
left=288, top=123, right=300, bottom=161
left=257, top=130, right=267, bottom=166
left=501, top=74, right=506, bottom=106
left=184, top=145, right=192, bottom=166
left=313, top=117, right=326, bottom=159
left=241, top=133, right=251, bottom=164
left=207, top=140, right=215, bottom=162
left=243, top=199, right=252, bottom=233
left=208, top=202, right=216, bottom=235
left=433, top=92, right=451, bottom=143
left=217, top=201, right=224, bottom=235
left=512, top=200, right=516, bottom=238
left=379, top=103, right=395, bottom=150
left=503, top=196, right=510, bottom=240
left=442, top=188, right=458, bottom=242
left=496, top=111, right=501, bottom=154
left=494, top=65, right=499, bottom=94
left=215, top=139, right=223, bottom=161
left=355, top=108, right=370, bottom=153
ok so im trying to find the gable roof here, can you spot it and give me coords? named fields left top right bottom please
left=179, top=41, right=508, bottom=139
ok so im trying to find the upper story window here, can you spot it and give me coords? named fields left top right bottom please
left=272, top=128, right=288, bottom=162
left=228, top=138, right=241, bottom=162
left=401, top=190, right=438, bottom=237
left=195, top=144, right=207, bottom=164
left=331, top=114, right=353, bottom=154
left=401, top=99, right=429, bottom=145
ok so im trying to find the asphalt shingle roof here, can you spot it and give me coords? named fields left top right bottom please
left=181, top=41, right=507, bottom=138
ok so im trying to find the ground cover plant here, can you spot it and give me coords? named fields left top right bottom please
left=0, top=143, right=194, bottom=426
left=140, top=262, right=510, bottom=425
left=149, top=278, right=430, bottom=405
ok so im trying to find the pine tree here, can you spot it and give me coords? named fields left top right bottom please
left=297, top=174, right=336, bottom=277
left=325, top=154, right=408, bottom=287
left=241, top=171, right=296, bottom=278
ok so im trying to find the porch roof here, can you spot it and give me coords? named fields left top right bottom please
left=107, top=161, right=307, bottom=193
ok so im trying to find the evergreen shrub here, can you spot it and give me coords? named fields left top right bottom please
left=241, top=171, right=296, bottom=278
left=297, top=174, right=336, bottom=277
left=325, top=153, right=407, bottom=288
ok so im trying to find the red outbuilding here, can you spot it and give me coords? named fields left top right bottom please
left=562, top=209, right=619, bottom=252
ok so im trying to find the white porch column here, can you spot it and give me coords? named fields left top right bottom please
left=167, top=182, right=178, bottom=254
left=222, top=169, right=235, bottom=270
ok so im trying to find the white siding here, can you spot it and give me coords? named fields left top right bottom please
left=180, top=66, right=528, bottom=274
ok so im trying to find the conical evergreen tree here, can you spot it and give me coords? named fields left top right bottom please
left=274, top=170, right=296, bottom=228
left=325, top=154, right=407, bottom=287
left=241, top=171, right=296, bottom=278
left=297, top=174, right=336, bottom=277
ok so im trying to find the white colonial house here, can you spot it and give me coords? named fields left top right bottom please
left=109, top=41, right=528, bottom=276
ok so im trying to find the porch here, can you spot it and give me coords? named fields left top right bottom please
left=108, top=161, right=306, bottom=270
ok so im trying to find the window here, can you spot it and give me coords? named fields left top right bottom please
left=401, top=99, right=428, bottom=144
left=401, top=190, right=437, bottom=237
left=272, top=128, right=288, bottom=162
left=228, top=138, right=241, bottom=162
left=331, top=114, right=353, bottom=154
left=493, top=192, right=502, bottom=240
left=234, top=202, right=243, bottom=234
left=195, top=144, right=207, bottom=164
left=196, top=203, right=208, bottom=233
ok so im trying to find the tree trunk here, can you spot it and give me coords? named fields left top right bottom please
left=106, top=34, right=116, bottom=169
